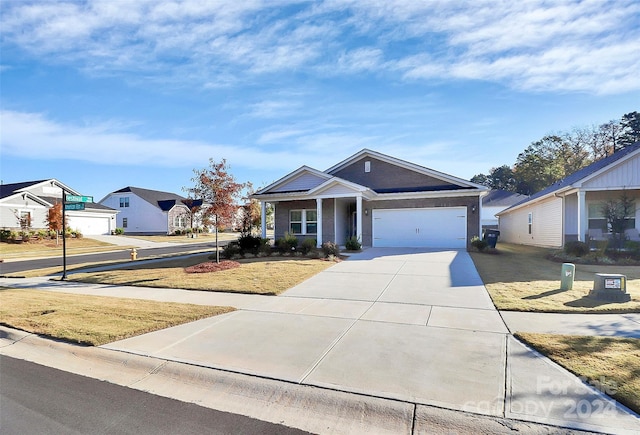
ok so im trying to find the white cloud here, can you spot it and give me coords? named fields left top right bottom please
left=2, top=0, right=639, bottom=93
left=0, top=110, right=312, bottom=172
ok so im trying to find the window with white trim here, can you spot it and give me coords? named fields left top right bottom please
left=290, top=209, right=317, bottom=235
left=528, top=212, right=533, bottom=235
left=589, top=201, right=636, bottom=231
left=122, top=218, right=128, bottom=228
left=120, top=197, right=129, bottom=208
left=174, top=214, right=187, bottom=228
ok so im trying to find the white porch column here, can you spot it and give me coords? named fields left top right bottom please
left=316, top=198, right=323, bottom=247
left=356, top=195, right=363, bottom=244
left=261, top=201, right=267, bottom=239
left=577, top=191, right=587, bottom=241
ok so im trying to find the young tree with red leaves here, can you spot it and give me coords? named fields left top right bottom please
left=45, top=202, right=68, bottom=245
left=187, top=158, right=245, bottom=262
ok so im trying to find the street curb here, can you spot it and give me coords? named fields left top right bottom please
left=0, top=326, right=601, bottom=435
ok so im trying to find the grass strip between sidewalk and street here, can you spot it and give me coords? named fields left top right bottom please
left=515, top=332, right=640, bottom=415
left=470, top=243, right=640, bottom=313
left=1, top=238, right=134, bottom=260
left=0, top=289, right=234, bottom=346
left=70, top=255, right=335, bottom=295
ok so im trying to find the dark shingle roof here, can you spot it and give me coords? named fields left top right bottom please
left=114, top=186, right=187, bottom=211
left=482, top=190, right=527, bottom=207
left=507, top=142, right=640, bottom=210
left=0, top=180, right=49, bottom=200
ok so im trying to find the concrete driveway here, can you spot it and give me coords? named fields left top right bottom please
left=96, top=248, right=639, bottom=433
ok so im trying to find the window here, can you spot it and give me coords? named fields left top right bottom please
left=120, top=197, right=129, bottom=208
left=588, top=203, right=607, bottom=231
left=290, top=209, right=317, bottom=235
left=19, top=211, right=31, bottom=230
left=122, top=218, right=128, bottom=228
left=364, top=161, right=371, bottom=173
left=590, top=201, right=637, bottom=231
left=174, top=215, right=187, bottom=228
left=528, top=212, right=533, bottom=235
left=305, top=210, right=317, bottom=234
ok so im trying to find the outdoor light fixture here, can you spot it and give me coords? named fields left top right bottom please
left=471, top=205, right=477, bottom=213
left=364, top=208, right=369, bottom=216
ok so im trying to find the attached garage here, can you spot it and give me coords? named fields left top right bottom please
left=67, top=204, right=117, bottom=235
left=68, top=215, right=111, bottom=235
left=372, top=207, right=467, bottom=248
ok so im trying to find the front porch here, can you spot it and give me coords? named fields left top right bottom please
left=260, top=195, right=368, bottom=248
left=562, top=189, right=640, bottom=244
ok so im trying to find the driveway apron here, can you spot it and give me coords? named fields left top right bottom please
left=104, top=248, right=640, bottom=433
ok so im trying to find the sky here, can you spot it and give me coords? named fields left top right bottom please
left=1, top=0, right=639, bottom=202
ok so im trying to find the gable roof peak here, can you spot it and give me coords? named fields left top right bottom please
left=326, top=148, right=487, bottom=191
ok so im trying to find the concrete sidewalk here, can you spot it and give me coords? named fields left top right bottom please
left=1, top=248, right=639, bottom=434
left=502, top=311, right=640, bottom=338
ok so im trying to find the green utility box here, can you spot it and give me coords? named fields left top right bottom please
left=560, top=263, right=575, bottom=290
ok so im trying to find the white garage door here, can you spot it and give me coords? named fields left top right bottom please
left=372, top=207, right=467, bottom=248
left=68, top=215, right=111, bottom=235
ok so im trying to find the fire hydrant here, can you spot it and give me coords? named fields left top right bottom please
left=130, top=248, right=137, bottom=261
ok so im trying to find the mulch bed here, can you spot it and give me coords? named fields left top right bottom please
left=184, top=260, right=241, bottom=274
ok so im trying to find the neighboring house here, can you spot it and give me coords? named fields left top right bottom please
left=252, top=149, right=488, bottom=250
left=497, top=142, right=640, bottom=248
left=0, top=179, right=117, bottom=235
left=100, top=186, right=198, bottom=235
left=481, top=190, right=527, bottom=230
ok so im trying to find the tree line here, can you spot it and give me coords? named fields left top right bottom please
left=471, top=111, right=640, bottom=195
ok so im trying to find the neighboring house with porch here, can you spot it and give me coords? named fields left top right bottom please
left=0, top=179, right=117, bottom=235
left=497, top=142, right=640, bottom=248
left=100, top=186, right=196, bottom=235
left=252, top=149, right=488, bottom=250
left=481, top=190, right=527, bottom=230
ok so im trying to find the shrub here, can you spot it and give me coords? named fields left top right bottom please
left=174, top=229, right=183, bottom=235
left=345, top=236, right=361, bottom=251
left=74, top=229, right=83, bottom=239
left=36, top=229, right=48, bottom=240
left=321, top=241, right=340, bottom=258
left=0, top=229, right=11, bottom=241
left=220, top=242, right=241, bottom=260
left=470, top=236, right=488, bottom=252
left=299, top=238, right=317, bottom=255
left=259, top=238, right=273, bottom=256
left=564, top=241, right=590, bottom=257
left=114, top=227, right=125, bottom=235
left=276, top=232, right=299, bottom=254
left=238, top=234, right=263, bottom=257
left=624, top=241, right=640, bottom=255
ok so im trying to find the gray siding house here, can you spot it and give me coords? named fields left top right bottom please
left=0, top=179, right=117, bottom=235
left=252, top=149, right=488, bottom=250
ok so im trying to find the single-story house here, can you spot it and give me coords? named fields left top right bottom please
left=0, top=179, right=118, bottom=235
left=252, top=149, right=488, bottom=250
left=481, top=190, right=527, bottom=230
left=497, top=142, right=640, bottom=248
left=99, top=186, right=198, bottom=235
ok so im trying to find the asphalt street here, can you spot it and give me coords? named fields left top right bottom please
left=0, top=242, right=225, bottom=275
left=0, top=355, right=308, bottom=435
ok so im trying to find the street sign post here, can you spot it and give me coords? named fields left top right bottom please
left=66, top=195, right=93, bottom=203
left=64, top=203, right=85, bottom=211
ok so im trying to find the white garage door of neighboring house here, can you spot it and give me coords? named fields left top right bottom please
left=68, top=215, right=111, bottom=235
left=372, top=207, right=467, bottom=248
